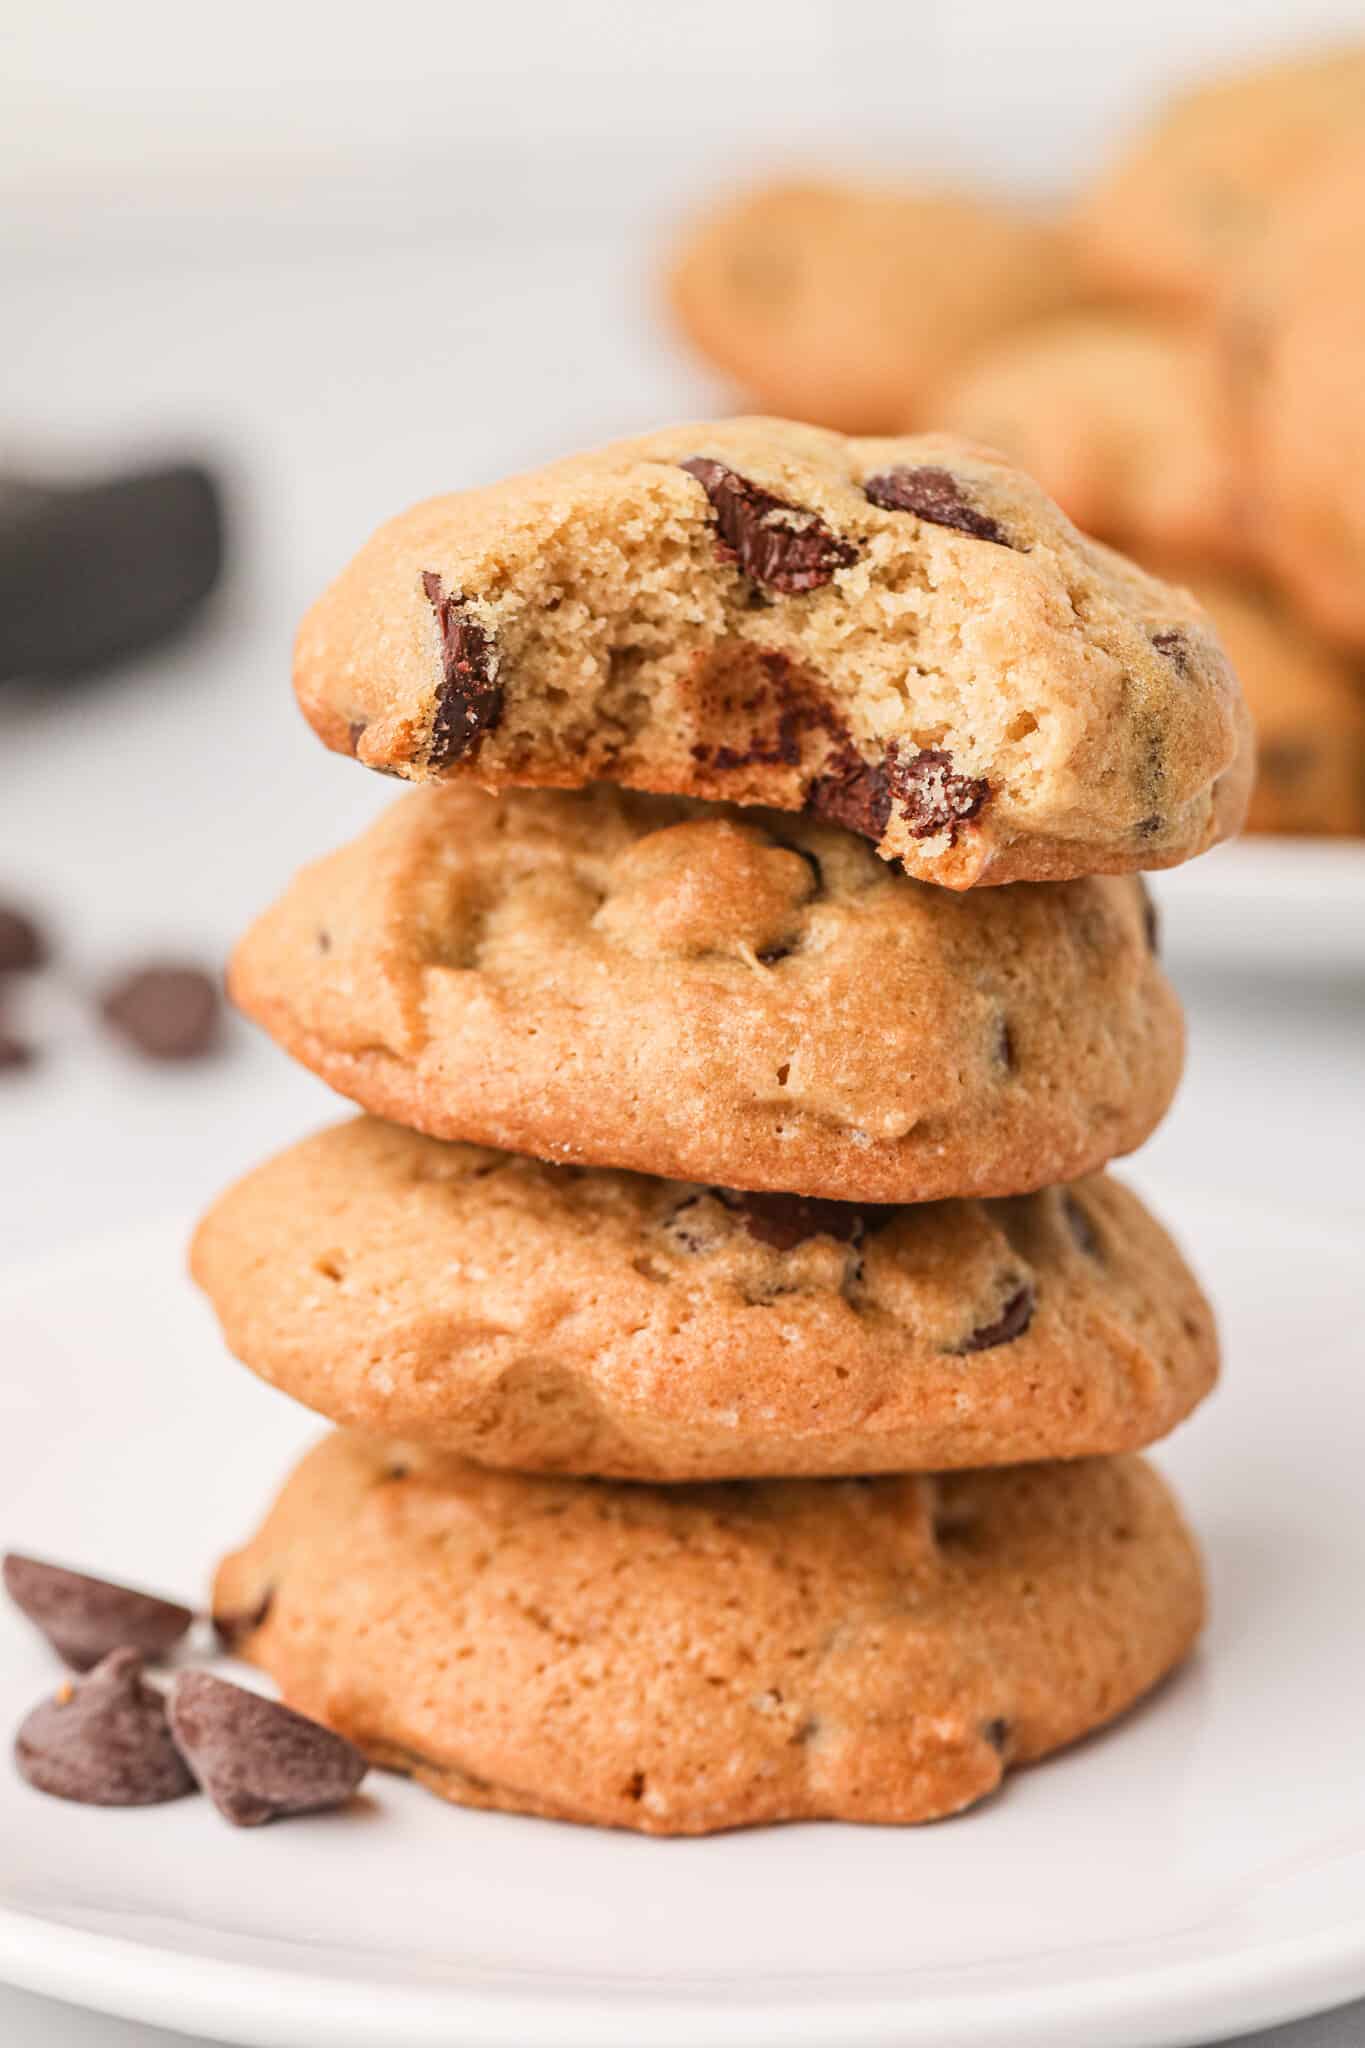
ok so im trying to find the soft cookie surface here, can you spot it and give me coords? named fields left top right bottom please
left=229, top=785, right=1185, bottom=1203
left=295, top=418, right=1249, bottom=888
left=192, top=1118, right=1218, bottom=1480
left=216, top=1433, right=1205, bottom=1835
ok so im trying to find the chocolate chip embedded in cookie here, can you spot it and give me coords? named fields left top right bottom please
left=294, top=418, right=1251, bottom=889
left=191, top=1117, right=1218, bottom=1481
left=665, top=178, right=1080, bottom=434
left=228, top=784, right=1186, bottom=1203
left=214, top=1433, right=1205, bottom=1835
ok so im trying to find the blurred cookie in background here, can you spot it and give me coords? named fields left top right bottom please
left=1156, top=570, right=1365, bottom=838
left=1246, top=138, right=1365, bottom=651
left=1071, top=43, right=1365, bottom=314
left=935, top=311, right=1248, bottom=567
left=666, top=178, right=1079, bottom=434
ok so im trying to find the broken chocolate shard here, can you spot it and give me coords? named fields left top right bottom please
left=4, top=1553, right=194, bottom=1671
left=863, top=466, right=1016, bottom=548
left=168, top=1670, right=368, bottom=1827
left=953, top=1283, right=1036, bottom=1355
left=421, top=570, right=503, bottom=766
left=679, top=458, right=859, bottom=594
left=887, top=745, right=990, bottom=842
left=15, top=1648, right=195, bottom=1806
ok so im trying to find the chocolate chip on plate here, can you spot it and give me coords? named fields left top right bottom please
left=14, top=1648, right=195, bottom=1805
left=168, top=1671, right=368, bottom=1826
left=100, top=963, right=222, bottom=1060
left=0, top=905, right=47, bottom=974
left=3, top=1553, right=195, bottom=1670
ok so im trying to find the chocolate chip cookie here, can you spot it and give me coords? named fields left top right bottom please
left=295, top=418, right=1251, bottom=888
left=229, top=785, right=1184, bottom=1203
left=215, top=1432, right=1204, bottom=1835
left=665, top=179, right=1079, bottom=434
left=191, top=1116, right=1217, bottom=1480
left=937, top=311, right=1248, bottom=567
left=1072, top=44, right=1365, bottom=312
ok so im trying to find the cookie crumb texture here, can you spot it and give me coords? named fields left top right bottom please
left=216, top=1434, right=1204, bottom=1835
left=229, top=784, right=1185, bottom=1203
left=192, top=1119, right=1217, bottom=1479
left=295, top=419, right=1249, bottom=888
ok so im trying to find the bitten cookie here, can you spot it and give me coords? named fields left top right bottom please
left=229, top=785, right=1185, bottom=1204
left=937, top=312, right=1247, bottom=566
left=1164, top=572, right=1365, bottom=838
left=1071, top=45, right=1365, bottom=311
left=666, top=179, right=1079, bottom=434
left=295, top=418, right=1251, bottom=888
left=215, top=1433, right=1205, bottom=1835
left=191, top=1118, right=1218, bottom=1480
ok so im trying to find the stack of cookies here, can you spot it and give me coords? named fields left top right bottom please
left=193, top=419, right=1249, bottom=1834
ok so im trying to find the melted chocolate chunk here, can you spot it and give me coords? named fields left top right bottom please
left=1063, top=1194, right=1101, bottom=1258
left=100, top=964, right=222, bottom=1060
left=982, top=1716, right=1012, bottom=1755
left=995, top=1017, right=1015, bottom=1072
left=168, top=1670, right=368, bottom=1827
left=212, top=1589, right=274, bottom=1652
left=716, top=1188, right=878, bottom=1253
left=4, top=1554, right=194, bottom=1671
left=15, top=1649, right=195, bottom=1806
left=953, top=1283, right=1035, bottom=1355
left=863, top=466, right=1016, bottom=548
left=805, top=745, right=892, bottom=842
left=679, top=459, right=859, bottom=594
left=887, top=745, right=990, bottom=842
left=0, top=905, right=46, bottom=974
left=1150, top=628, right=1191, bottom=675
left=421, top=570, right=502, bottom=766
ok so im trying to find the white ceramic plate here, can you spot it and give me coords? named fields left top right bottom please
left=1155, top=836, right=1365, bottom=975
left=0, top=1193, right=1362, bottom=2048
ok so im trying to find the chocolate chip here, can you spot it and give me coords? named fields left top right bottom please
left=995, top=1017, right=1015, bottom=1071
left=346, top=719, right=367, bottom=756
left=168, top=1671, right=368, bottom=1826
left=981, top=1716, right=1012, bottom=1754
left=1150, top=628, right=1191, bottom=674
left=15, top=1649, right=195, bottom=1805
left=212, top=1589, right=273, bottom=1652
left=953, top=1283, right=1035, bottom=1355
left=0, top=1027, right=35, bottom=1071
left=715, top=1188, right=875, bottom=1253
left=863, top=466, right=1015, bottom=548
left=679, top=459, right=859, bottom=594
left=887, top=745, right=990, bottom=842
left=805, top=745, right=892, bottom=842
left=756, top=943, right=794, bottom=966
left=4, top=1554, right=194, bottom=1671
left=0, top=905, right=46, bottom=974
left=1063, top=1194, right=1101, bottom=1258
left=421, top=571, right=503, bottom=766
left=100, top=963, right=221, bottom=1060
left=1137, top=879, right=1160, bottom=954
left=1134, top=813, right=1164, bottom=838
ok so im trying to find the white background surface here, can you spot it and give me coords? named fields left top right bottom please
left=3, top=2, right=1364, bottom=2039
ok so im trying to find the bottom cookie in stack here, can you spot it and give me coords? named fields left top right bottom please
left=214, top=1433, right=1204, bottom=1837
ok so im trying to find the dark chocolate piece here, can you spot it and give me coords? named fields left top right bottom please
left=0, top=905, right=46, bottom=973
left=421, top=571, right=502, bottom=766
left=100, top=963, right=221, bottom=1060
left=953, top=1283, right=1036, bottom=1355
left=4, top=1553, right=194, bottom=1671
left=1150, top=628, right=1191, bottom=675
left=14, top=1649, right=195, bottom=1806
left=863, top=466, right=1015, bottom=548
left=168, top=1670, right=368, bottom=1827
left=680, top=459, right=859, bottom=594
left=887, top=746, right=990, bottom=842
left=805, top=745, right=892, bottom=842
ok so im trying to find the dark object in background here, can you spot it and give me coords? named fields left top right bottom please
left=15, top=1648, right=196, bottom=1807
left=0, top=462, right=224, bottom=681
left=100, top=962, right=222, bottom=1060
left=3, top=1552, right=194, bottom=1671
left=0, top=1027, right=35, bottom=1070
left=0, top=904, right=47, bottom=973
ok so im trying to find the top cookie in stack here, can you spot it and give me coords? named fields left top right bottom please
left=294, top=419, right=1249, bottom=888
